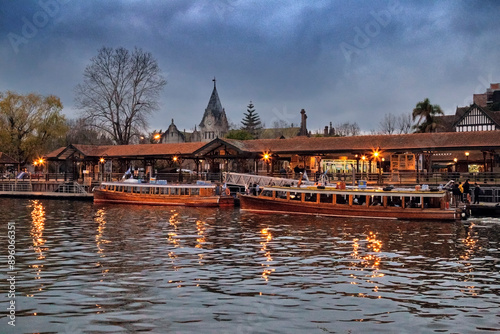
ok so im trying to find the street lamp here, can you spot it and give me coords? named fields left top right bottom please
left=261, top=151, right=271, bottom=175
left=153, top=133, right=161, bottom=143
left=173, top=152, right=182, bottom=182
left=465, top=152, right=469, bottom=172
left=99, top=157, right=105, bottom=181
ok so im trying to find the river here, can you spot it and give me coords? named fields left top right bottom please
left=0, top=198, right=499, bottom=333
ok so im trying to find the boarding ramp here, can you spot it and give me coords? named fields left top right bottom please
left=223, top=172, right=313, bottom=188
left=54, top=182, right=88, bottom=194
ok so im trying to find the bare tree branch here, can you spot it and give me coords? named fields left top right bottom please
left=75, top=47, right=166, bottom=145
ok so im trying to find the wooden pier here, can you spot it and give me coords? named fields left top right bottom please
left=0, top=191, right=93, bottom=200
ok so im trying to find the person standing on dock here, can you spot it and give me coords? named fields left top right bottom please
left=473, top=183, right=481, bottom=204
left=452, top=182, right=462, bottom=207
left=463, top=179, right=471, bottom=203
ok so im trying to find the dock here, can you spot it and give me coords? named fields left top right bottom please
left=0, top=191, right=93, bottom=200
left=467, top=203, right=500, bottom=217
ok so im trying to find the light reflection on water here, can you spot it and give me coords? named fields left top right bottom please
left=0, top=198, right=499, bottom=333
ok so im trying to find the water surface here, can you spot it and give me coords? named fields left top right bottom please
left=0, top=198, right=499, bottom=333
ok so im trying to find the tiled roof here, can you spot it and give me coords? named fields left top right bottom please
left=219, top=131, right=500, bottom=154
left=0, top=152, right=18, bottom=164
left=45, top=142, right=207, bottom=160
left=435, top=115, right=456, bottom=132
left=45, top=131, right=500, bottom=161
left=44, top=147, right=66, bottom=158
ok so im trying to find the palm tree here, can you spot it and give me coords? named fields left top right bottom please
left=412, top=98, right=444, bottom=133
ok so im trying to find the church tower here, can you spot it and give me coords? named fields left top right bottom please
left=199, top=78, right=229, bottom=142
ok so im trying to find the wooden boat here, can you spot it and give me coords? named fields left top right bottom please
left=239, top=185, right=462, bottom=220
left=93, top=181, right=234, bottom=207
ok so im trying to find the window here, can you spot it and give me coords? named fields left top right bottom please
left=277, top=191, right=287, bottom=199
left=290, top=192, right=302, bottom=201
left=319, top=193, right=333, bottom=203
left=336, top=194, right=347, bottom=204
left=261, top=190, right=273, bottom=197
left=191, top=188, right=199, bottom=196
left=304, top=193, right=317, bottom=202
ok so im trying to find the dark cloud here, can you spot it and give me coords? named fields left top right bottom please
left=1, top=0, right=499, bottom=134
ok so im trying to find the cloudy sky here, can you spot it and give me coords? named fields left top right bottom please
left=1, top=0, right=499, bottom=134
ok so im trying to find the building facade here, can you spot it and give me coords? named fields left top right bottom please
left=437, top=83, right=500, bottom=132
left=161, top=79, right=228, bottom=143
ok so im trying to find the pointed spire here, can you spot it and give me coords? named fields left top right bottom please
left=206, top=77, right=223, bottom=114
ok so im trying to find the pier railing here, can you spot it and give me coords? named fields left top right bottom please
left=0, top=181, right=33, bottom=192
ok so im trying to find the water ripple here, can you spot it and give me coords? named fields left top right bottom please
left=0, top=199, right=499, bottom=333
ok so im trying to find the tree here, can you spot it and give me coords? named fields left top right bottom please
left=225, top=129, right=254, bottom=140
left=66, top=118, right=113, bottom=145
left=378, top=113, right=413, bottom=134
left=75, top=47, right=166, bottom=145
left=241, top=101, right=262, bottom=138
left=397, top=113, right=413, bottom=134
left=335, top=122, right=361, bottom=136
left=412, top=98, right=444, bottom=133
left=0, top=91, right=68, bottom=165
left=378, top=113, right=397, bottom=134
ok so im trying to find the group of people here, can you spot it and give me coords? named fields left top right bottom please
left=451, top=179, right=482, bottom=206
left=245, top=183, right=261, bottom=196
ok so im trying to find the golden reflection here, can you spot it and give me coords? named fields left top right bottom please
left=459, top=222, right=478, bottom=261
left=195, top=219, right=207, bottom=265
left=94, top=208, right=110, bottom=256
left=458, top=222, right=479, bottom=296
left=195, top=220, right=206, bottom=249
left=28, top=200, right=47, bottom=295
left=349, top=231, right=384, bottom=296
left=30, top=200, right=47, bottom=260
left=260, top=228, right=275, bottom=281
left=166, top=211, right=181, bottom=270
left=167, top=211, right=180, bottom=248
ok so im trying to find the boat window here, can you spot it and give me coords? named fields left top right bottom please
left=180, top=188, right=189, bottom=196
left=387, top=196, right=401, bottom=207
left=290, top=192, right=302, bottom=201
left=124, top=186, right=130, bottom=193
left=133, top=187, right=141, bottom=194
left=370, top=196, right=383, bottom=206
left=191, top=188, right=199, bottom=196
left=261, top=190, right=273, bottom=197
left=171, top=188, right=179, bottom=196
left=162, top=188, right=169, bottom=195
left=352, top=195, right=364, bottom=205
left=319, top=193, right=333, bottom=203
left=304, top=193, right=317, bottom=202
left=404, top=196, right=421, bottom=208
left=336, top=194, right=347, bottom=204
left=276, top=191, right=287, bottom=199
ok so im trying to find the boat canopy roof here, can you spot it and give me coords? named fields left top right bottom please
left=263, top=185, right=448, bottom=198
left=101, top=182, right=216, bottom=189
